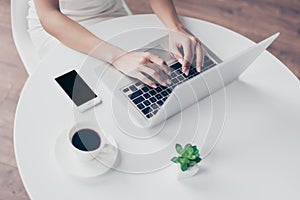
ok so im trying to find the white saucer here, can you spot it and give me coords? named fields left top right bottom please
left=55, top=131, right=118, bottom=178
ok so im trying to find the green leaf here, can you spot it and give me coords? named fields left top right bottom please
left=194, top=149, right=199, bottom=155
left=183, top=146, right=193, bottom=157
left=177, top=157, right=184, bottom=164
left=192, top=145, right=198, bottom=150
left=195, top=157, right=202, bottom=163
left=180, top=163, right=189, bottom=171
left=192, top=145, right=200, bottom=155
left=175, top=144, right=184, bottom=155
left=188, top=146, right=194, bottom=154
left=184, top=144, right=192, bottom=152
left=178, top=157, right=189, bottom=165
left=182, top=149, right=191, bottom=158
left=183, top=157, right=190, bottom=164
left=171, top=157, right=179, bottom=163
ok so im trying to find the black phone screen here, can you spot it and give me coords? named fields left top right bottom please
left=55, top=70, right=97, bottom=106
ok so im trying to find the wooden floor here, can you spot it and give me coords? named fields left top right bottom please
left=0, top=0, right=299, bottom=199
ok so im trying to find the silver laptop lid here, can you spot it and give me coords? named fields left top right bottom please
left=148, top=33, right=279, bottom=127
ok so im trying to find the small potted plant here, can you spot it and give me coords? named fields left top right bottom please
left=171, top=143, right=202, bottom=178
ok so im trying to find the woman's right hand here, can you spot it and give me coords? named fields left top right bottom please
left=112, top=52, right=171, bottom=88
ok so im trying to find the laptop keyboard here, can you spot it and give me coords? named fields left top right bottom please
left=121, top=55, right=217, bottom=119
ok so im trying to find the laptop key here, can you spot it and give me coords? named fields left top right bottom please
left=175, top=70, right=182, bottom=75
left=149, top=97, right=157, bottom=103
left=141, top=86, right=150, bottom=93
left=161, top=90, right=169, bottom=97
left=135, top=82, right=142, bottom=87
left=170, top=62, right=182, bottom=70
left=144, top=100, right=151, bottom=106
left=137, top=103, right=145, bottom=110
left=146, top=113, right=153, bottom=119
left=123, top=88, right=129, bottom=93
left=149, top=90, right=157, bottom=96
left=148, top=107, right=153, bottom=113
left=177, top=75, right=184, bottom=81
left=171, top=72, right=177, bottom=78
left=155, top=94, right=163, bottom=100
left=151, top=103, right=158, bottom=110
left=128, top=90, right=143, bottom=100
left=161, top=91, right=168, bottom=97
left=142, top=107, right=152, bottom=115
left=157, top=100, right=164, bottom=106
left=129, top=85, right=137, bottom=92
left=172, top=77, right=179, bottom=84
left=189, top=68, right=196, bottom=75
left=143, top=93, right=151, bottom=99
left=133, top=96, right=145, bottom=104
left=155, top=87, right=163, bottom=93
left=160, top=85, right=168, bottom=90
left=166, top=88, right=172, bottom=94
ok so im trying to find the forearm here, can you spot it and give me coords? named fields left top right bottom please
left=148, top=0, right=184, bottom=31
left=35, top=1, right=125, bottom=63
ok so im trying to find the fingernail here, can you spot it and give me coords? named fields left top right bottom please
left=151, top=84, right=157, bottom=88
left=178, top=58, right=183, bottom=64
left=161, top=82, right=166, bottom=86
left=166, top=79, right=172, bottom=84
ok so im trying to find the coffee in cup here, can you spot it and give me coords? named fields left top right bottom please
left=72, top=129, right=101, bottom=151
left=68, top=122, right=108, bottom=161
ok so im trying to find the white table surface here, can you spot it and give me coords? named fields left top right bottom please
left=14, top=14, right=300, bottom=200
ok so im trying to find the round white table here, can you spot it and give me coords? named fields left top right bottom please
left=14, top=14, right=300, bottom=200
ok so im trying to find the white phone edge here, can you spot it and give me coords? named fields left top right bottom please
left=77, top=96, right=102, bottom=112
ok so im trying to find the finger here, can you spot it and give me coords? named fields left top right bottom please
left=146, top=63, right=172, bottom=85
left=195, top=43, right=204, bottom=72
left=138, top=64, right=168, bottom=86
left=158, top=63, right=171, bottom=77
left=145, top=53, right=170, bottom=75
left=171, top=44, right=184, bottom=63
left=136, top=72, right=157, bottom=88
left=182, top=43, right=194, bottom=76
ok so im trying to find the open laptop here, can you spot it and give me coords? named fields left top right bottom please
left=100, top=33, right=279, bottom=128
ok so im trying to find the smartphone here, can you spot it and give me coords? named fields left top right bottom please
left=55, top=70, right=101, bottom=112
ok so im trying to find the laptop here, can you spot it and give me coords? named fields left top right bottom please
left=99, top=32, right=279, bottom=128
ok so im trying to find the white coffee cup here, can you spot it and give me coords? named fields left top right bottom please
left=68, top=121, right=108, bottom=161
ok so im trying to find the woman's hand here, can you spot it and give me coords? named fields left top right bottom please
left=168, top=27, right=204, bottom=75
left=112, top=52, right=171, bottom=88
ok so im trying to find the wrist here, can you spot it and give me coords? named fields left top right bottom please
left=166, top=22, right=185, bottom=32
left=111, top=51, right=128, bottom=69
left=90, top=41, right=127, bottom=64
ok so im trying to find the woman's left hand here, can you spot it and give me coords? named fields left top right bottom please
left=168, top=27, right=204, bottom=75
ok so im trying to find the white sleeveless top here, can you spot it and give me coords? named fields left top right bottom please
left=27, top=0, right=130, bottom=57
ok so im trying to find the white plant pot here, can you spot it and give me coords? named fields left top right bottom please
left=177, top=164, right=200, bottom=179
